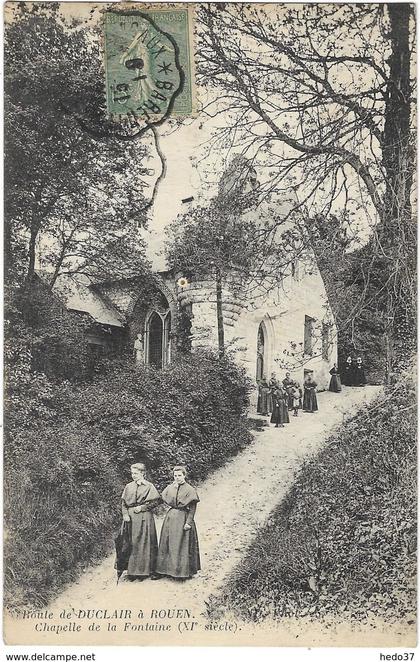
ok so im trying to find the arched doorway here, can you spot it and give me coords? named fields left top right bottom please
left=148, top=312, right=164, bottom=368
left=256, top=321, right=268, bottom=380
left=163, top=311, right=171, bottom=365
left=145, top=309, right=171, bottom=368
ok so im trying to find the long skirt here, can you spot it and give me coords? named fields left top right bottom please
left=156, top=508, right=201, bottom=578
left=353, top=368, right=366, bottom=386
left=329, top=374, right=342, bottom=392
left=270, top=401, right=290, bottom=425
left=127, top=508, right=158, bottom=577
left=260, top=389, right=272, bottom=415
left=342, top=367, right=354, bottom=386
left=303, top=389, right=318, bottom=412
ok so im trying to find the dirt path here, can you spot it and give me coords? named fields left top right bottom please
left=8, top=386, right=393, bottom=646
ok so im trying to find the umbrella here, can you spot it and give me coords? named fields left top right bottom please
left=114, top=520, right=132, bottom=584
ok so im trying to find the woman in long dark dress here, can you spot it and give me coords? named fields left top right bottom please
left=259, top=376, right=271, bottom=415
left=270, top=387, right=290, bottom=427
left=269, top=372, right=279, bottom=396
left=155, top=466, right=201, bottom=579
left=353, top=357, right=367, bottom=386
left=342, top=356, right=354, bottom=386
left=256, top=378, right=262, bottom=413
left=328, top=364, right=342, bottom=392
left=303, top=373, right=318, bottom=412
left=282, top=371, right=295, bottom=409
left=121, top=462, right=160, bottom=580
left=268, top=372, right=279, bottom=415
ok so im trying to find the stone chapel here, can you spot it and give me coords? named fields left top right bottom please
left=54, top=159, right=338, bottom=394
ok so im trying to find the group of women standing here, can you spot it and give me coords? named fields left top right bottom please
left=257, top=371, right=319, bottom=427
left=329, top=357, right=367, bottom=390
left=259, top=357, right=368, bottom=426
left=341, top=356, right=367, bottom=387
left=120, top=463, right=201, bottom=581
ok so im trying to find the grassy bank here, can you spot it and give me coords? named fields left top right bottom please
left=208, top=373, right=416, bottom=625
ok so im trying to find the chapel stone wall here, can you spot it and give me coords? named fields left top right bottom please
left=175, top=253, right=337, bottom=397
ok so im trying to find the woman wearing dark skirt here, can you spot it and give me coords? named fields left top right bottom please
left=121, top=463, right=160, bottom=579
left=303, top=374, right=318, bottom=412
left=269, top=372, right=279, bottom=391
left=259, top=376, right=272, bottom=415
left=353, top=357, right=367, bottom=386
left=256, top=378, right=262, bottom=413
left=268, top=372, right=279, bottom=406
left=328, top=364, right=342, bottom=392
left=282, top=372, right=295, bottom=409
left=270, top=387, right=290, bottom=427
left=342, top=356, right=354, bottom=386
left=155, top=466, right=201, bottom=579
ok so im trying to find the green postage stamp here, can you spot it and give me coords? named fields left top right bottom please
left=104, top=6, right=195, bottom=120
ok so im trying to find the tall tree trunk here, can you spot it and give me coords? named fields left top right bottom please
left=381, top=3, right=414, bottom=382
left=215, top=267, right=225, bottom=357
left=4, top=218, right=13, bottom=283
left=27, top=224, right=40, bottom=283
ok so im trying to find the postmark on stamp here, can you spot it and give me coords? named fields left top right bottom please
left=104, top=7, right=195, bottom=123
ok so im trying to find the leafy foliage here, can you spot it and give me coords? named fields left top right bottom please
left=166, top=173, right=303, bottom=293
left=5, top=4, right=151, bottom=285
left=5, top=280, right=96, bottom=394
left=167, top=202, right=253, bottom=280
left=307, top=212, right=416, bottom=381
left=207, top=374, right=416, bottom=624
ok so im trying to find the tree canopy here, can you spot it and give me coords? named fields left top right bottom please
left=198, top=4, right=415, bottom=218
left=5, top=4, right=152, bottom=287
left=165, top=165, right=307, bottom=300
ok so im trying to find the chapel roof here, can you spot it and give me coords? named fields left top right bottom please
left=36, top=271, right=125, bottom=328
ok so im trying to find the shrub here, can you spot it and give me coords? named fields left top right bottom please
left=5, top=281, right=94, bottom=382
left=71, top=351, right=252, bottom=489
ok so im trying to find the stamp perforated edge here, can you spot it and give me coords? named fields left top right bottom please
left=101, top=2, right=198, bottom=122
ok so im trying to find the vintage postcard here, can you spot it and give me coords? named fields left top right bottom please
left=3, top=0, right=416, bottom=649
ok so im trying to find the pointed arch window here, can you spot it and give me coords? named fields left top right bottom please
left=304, top=315, right=315, bottom=356
left=145, top=309, right=171, bottom=368
left=256, top=321, right=268, bottom=380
